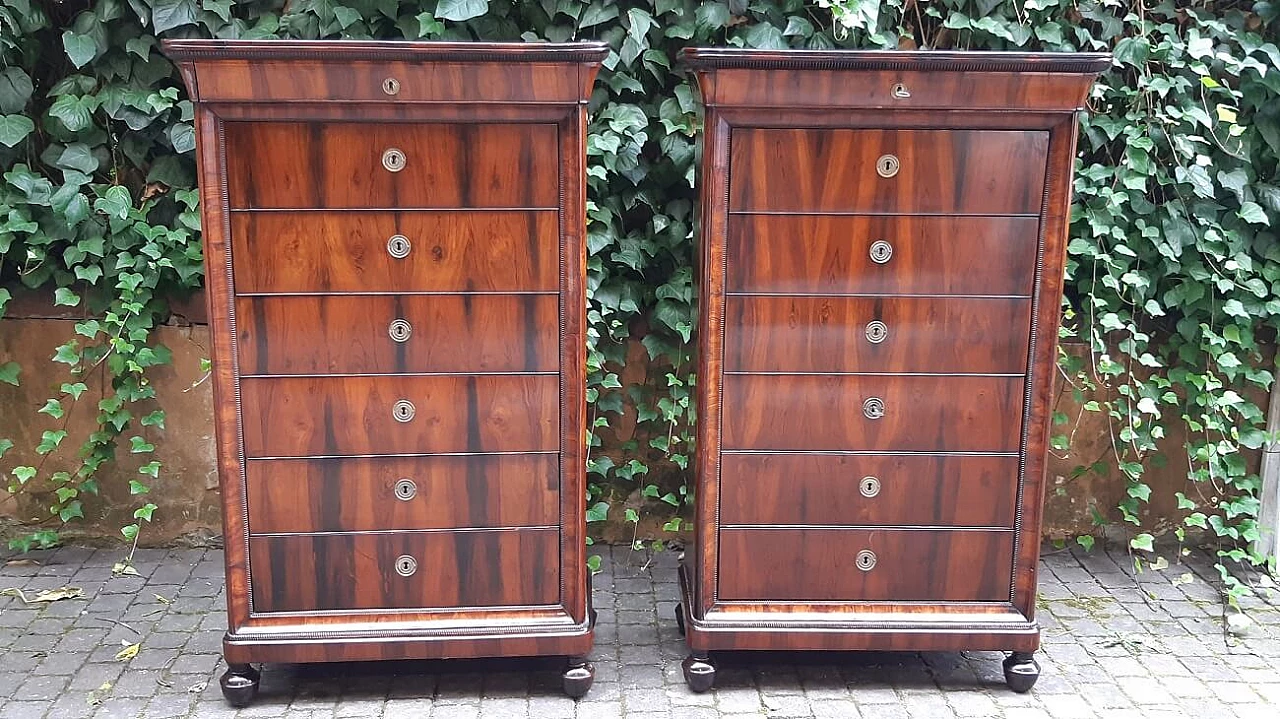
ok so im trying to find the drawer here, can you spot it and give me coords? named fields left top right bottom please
left=718, top=528, right=1013, bottom=602
left=726, top=215, right=1039, bottom=296
left=729, top=128, right=1047, bottom=214
left=249, top=529, right=559, bottom=612
left=719, top=454, right=1019, bottom=527
left=240, top=375, right=557, bottom=457
left=246, top=455, right=558, bottom=534
left=722, top=375, right=1024, bottom=452
left=236, top=295, right=559, bottom=375
left=231, top=211, right=558, bottom=293
left=725, top=296, right=1031, bottom=374
left=225, top=122, right=557, bottom=209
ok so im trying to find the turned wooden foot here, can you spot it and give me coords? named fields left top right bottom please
left=219, top=663, right=260, bottom=707
left=675, top=603, right=686, bottom=636
left=682, top=652, right=716, bottom=692
left=562, top=655, right=594, bottom=698
left=1003, top=651, right=1040, bottom=693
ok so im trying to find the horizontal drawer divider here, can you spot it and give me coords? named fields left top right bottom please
left=251, top=526, right=558, bottom=538
left=725, top=292, right=1033, bottom=299
left=252, top=603, right=566, bottom=619
left=239, top=371, right=560, bottom=379
left=720, top=524, right=1015, bottom=532
left=246, top=450, right=559, bottom=460
left=229, top=206, right=561, bottom=213
left=727, top=210, right=1041, bottom=218
left=722, top=371, right=1025, bottom=377
left=234, top=290, right=560, bottom=297
left=720, top=450, right=1021, bottom=457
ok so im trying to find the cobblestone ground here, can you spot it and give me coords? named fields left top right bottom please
left=1, top=542, right=1278, bottom=718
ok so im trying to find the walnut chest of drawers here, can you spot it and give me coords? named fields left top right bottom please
left=674, top=49, right=1108, bottom=692
left=163, top=40, right=607, bottom=704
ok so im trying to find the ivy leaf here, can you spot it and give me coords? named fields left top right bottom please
left=129, top=436, right=155, bottom=454
left=12, top=466, right=37, bottom=484
left=1129, top=533, right=1155, bottom=552
left=0, top=68, right=33, bottom=114
left=47, top=95, right=94, bottom=132
left=94, top=185, right=132, bottom=219
left=151, top=0, right=200, bottom=34
left=0, top=115, right=34, bottom=147
left=128, top=480, right=150, bottom=495
left=133, top=503, right=157, bottom=521
left=580, top=1, right=619, bottom=28
left=56, top=143, right=98, bottom=174
left=62, top=31, right=98, bottom=68
left=0, top=361, right=19, bottom=385
left=61, top=382, right=88, bottom=399
left=585, top=501, right=610, bottom=522
left=1238, top=201, right=1269, bottom=225
left=435, top=0, right=489, bottom=21
left=167, top=123, right=195, bottom=154
left=39, top=399, right=64, bottom=419
left=53, top=287, right=80, bottom=307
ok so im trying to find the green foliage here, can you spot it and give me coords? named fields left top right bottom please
left=1, top=0, right=1277, bottom=597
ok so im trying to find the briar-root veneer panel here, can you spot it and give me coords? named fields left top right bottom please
left=250, top=529, right=559, bottom=612
left=236, top=295, right=558, bottom=375
left=729, top=128, right=1048, bottom=214
left=719, top=453, right=1019, bottom=527
left=245, top=455, right=558, bottom=533
left=225, top=122, right=557, bottom=209
left=717, top=528, right=1013, bottom=602
left=240, top=375, right=558, bottom=457
left=726, top=215, right=1039, bottom=296
left=725, top=296, right=1031, bottom=374
left=721, top=374, right=1025, bottom=452
left=231, top=211, right=558, bottom=293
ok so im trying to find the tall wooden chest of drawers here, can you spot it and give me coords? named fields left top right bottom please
left=675, top=49, right=1108, bottom=692
left=163, top=40, right=607, bottom=704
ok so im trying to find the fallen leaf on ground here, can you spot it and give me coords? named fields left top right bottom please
left=153, top=593, right=171, bottom=604
left=3, top=558, right=41, bottom=567
left=111, top=562, right=139, bottom=576
left=114, top=642, right=140, bottom=661
left=87, top=682, right=112, bottom=706
left=0, top=586, right=84, bottom=603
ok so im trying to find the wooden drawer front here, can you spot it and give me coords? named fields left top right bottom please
left=725, top=296, right=1031, bottom=374
left=726, top=215, right=1039, bottom=296
left=237, top=295, right=558, bottom=375
left=231, top=212, right=558, bottom=293
left=240, top=375, right=557, bottom=457
left=226, top=122, right=557, bottom=209
left=722, top=375, right=1024, bottom=452
left=718, top=528, right=1013, bottom=602
left=729, top=129, right=1047, bottom=214
left=246, top=455, right=558, bottom=534
left=250, top=529, right=558, bottom=612
left=719, top=454, right=1018, bottom=527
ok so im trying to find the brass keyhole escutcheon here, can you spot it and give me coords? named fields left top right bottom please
left=382, top=77, right=401, bottom=96
left=869, top=240, right=893, bottom=264
left=382, top=148, right=407, bottom=173
left=392, top=399, right=416, bottom=423
left=865, top=321, right=888, bottom=344
left=394, top=555, right=417, bottom=577
left=891, top=82, right=911, bottom=99
left=387, top=234, right=411, bottom=259
left=388, top=319, right=412, bottom=343
left=876, top=154, right=900, bottom=178
left=856, top=550, right=877, bottom=571
left=394, top=478, right=417, bottom=501
left=860, top=476, right=881, bottom=498
left=863, top=397, right=885, bottom=420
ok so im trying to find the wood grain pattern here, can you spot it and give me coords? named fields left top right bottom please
left=240, top=375, right=558, bottom=457
left=729, top=128, right=1048, bottom=214
left=245, top=455, right=558, bottom=533
left=725, top=296, right=1032, bottom=373
left=231, top=211, right=558, bottom=293
left=718, top=528, right=1013, bottom=602
left=722, top=374, right=1025, bottom=452
left=719, top=453, right=1019, bottom=527
left=225, top=122, right=557, bottom=209
left=250, top=529, right=559, bottom=612
left=236, top=295, right=558, bottom=375
left=726, top=215, right=1039, bottom=296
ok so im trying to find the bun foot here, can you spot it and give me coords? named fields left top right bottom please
left=675, top=603, right=686, bottom=636
left=219, top=663, right=260, bottom=707
left=1003, top=652, right=1040, bottom=693
left=562, top=655, right=594, bottom=699
left=682, top=652, right=716, bottom=692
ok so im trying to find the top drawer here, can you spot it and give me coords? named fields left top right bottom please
left=729, top=128, right=1047, bottom=215
left=225, top=122, right=558, bottom=209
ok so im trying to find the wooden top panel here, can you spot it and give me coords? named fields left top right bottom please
left=680, top=48, right=1111, bottom=73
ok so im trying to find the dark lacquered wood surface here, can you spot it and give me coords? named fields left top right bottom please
left=719, top=453, right=1019, bottom=527
left=245, top=455, right=558, bottom=533
left=240, top=375, right=558, bottom=457
left=724, top=296, right=1031, bottom=373
left=721, top=374, right=1025, bottom=452
left=231, top=211, right=559, bottom=293
left=236, top=295, right=558, bottom=375
left=225, top=122, right=558, bottom=209
left=250, top=529, right=559, bottom=612
left=717, top=528, right=1013, bottom=602
left=729, top=128, right=1048, bottom=214
left=726, top=215, right=1039, bottom=296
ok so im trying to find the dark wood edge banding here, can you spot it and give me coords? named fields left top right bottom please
left=679, top=48, right=1111, bottom=73
left=162, top=39, right=610, bottom=63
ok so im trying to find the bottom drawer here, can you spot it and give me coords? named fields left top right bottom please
left=250, top=529, right=559, bottom=612
left=718, top=528, right=1012, bottom=602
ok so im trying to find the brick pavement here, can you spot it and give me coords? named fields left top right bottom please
left=1, top=542, right=1278, bottom=718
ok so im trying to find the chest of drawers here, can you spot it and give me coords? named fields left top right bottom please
left=674, top=49, right=1108, bottom=692
left=163, top=40, right=607, bottom=704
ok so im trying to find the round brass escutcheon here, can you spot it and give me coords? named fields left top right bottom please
left=392, top=399, right=416, bottom=423
left=865, top=320, right=888, bottom=344
left=876, top=154, right=900, bottom=178
left=855, top=549, right=877, bottom=571
left=891, top=82, right=911, bottom=99
left=388, top=319, right=412, bottom=343
left=394, top=478, right=417, bottom=501
left=394, top=555, right=417, bottom=577
left=382, top=77, right=401, bottom=96
left=382, top=147, right=407, bottom=173
left=860, top=476, right=881, bottom=498
left=869, top=240, right=893, bottom=264
left=863, top=397, right=885, bottom=420
left=387, top=234, right=412, bottom=259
